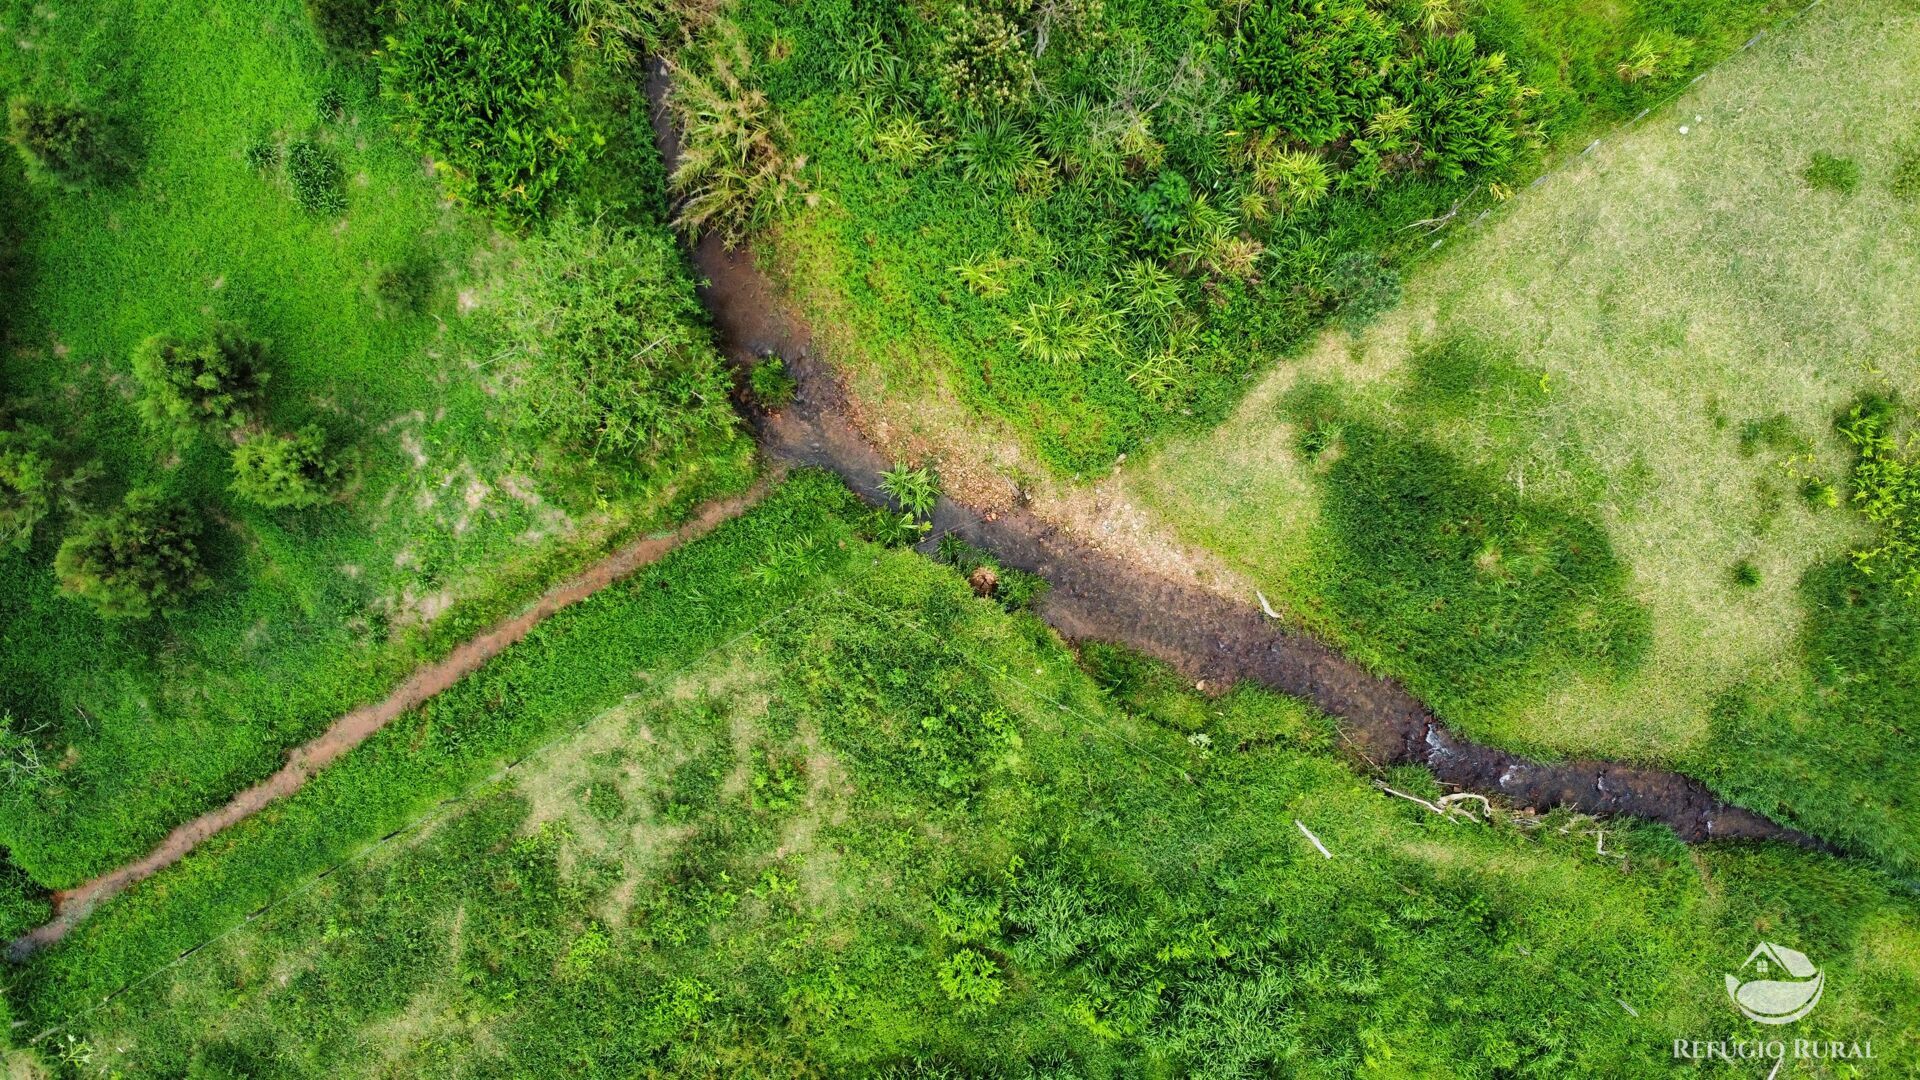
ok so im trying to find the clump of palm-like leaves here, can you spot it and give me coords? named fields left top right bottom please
left=666, top=21, right=808, bottom=246
left=952, top=251, right=1027, bottom=298
left=1239, top=133, right=1330, bottom=219
left=855, top=98, right=938, bottom=170
left=1615, top=30, right=1694, bottom=83
left=880, top=463, right=941, bottom=519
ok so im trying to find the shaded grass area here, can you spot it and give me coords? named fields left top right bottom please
left=1285, top=392, right=1651, bottom=721
left=1130, top=0, right=1920, bottom=871
left=0, top=0, right=751, bottom=890
left=8, top=471, right=1917, bottom=1075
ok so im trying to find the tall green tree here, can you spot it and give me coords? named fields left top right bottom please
left=54, top=488, right=210, bottom=620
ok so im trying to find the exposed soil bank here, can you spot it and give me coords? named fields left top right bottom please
left=688, top=220, right=1823, bottom=856
left=7, top=485, right=768, bottom=960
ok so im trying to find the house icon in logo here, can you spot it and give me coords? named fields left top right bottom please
left=1726, top=942, right=1824, bottom=1024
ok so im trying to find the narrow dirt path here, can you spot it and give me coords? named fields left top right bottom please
left=7, top=483, right=769, bottom=959
left=5, top=71, right=1832, bottom=961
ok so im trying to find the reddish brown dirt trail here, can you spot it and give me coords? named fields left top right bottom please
left=8, top=484, right=768, bottom=959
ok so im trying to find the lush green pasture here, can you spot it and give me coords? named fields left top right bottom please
left=1132, top=0, right=1920, bottom=869
left=5, top=470, right=1915, bottom=1076
left=0, top=0, right=749, bottom=901
left=711, top=0, right=1785, bottom=476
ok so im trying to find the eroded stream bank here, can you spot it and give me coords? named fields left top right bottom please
left=2, top=76, right=1828, bottom=962
left=687, top=234, right=1820, bottom=853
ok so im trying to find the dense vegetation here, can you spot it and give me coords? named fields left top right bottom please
left=1130, top=0, right=1920, bottom=872
left=642, top=0, right=1785, bottom=472
left=7, top=471, right=1917, bottom=1075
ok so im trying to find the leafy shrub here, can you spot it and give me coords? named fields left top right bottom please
left=1803, top=152, right=1860, bottom=194
left=1731, top=559, right=1760, bottom=588
left=953, top=113, right=1045, bottom=189
left=0, top=853, right=49, bottom=942
left=0, top=711, right=51, bottom=793
left=493, top=213, right=735, bottom=462
left=880, top=463, right=940, bottom=519
left=934, top=534, right=1048, bottom=610
left=860, top=507, right=931, bottom=546
left=284, top=138, right=346, bottom=214
left=1892, top=150, right=1920, bottom=202
left=666, top=22, right=807, bottom=246
left=231, top=427, right=340, bottom=509
left=1392, top=33, right=1529, bottom=180
left=316, top=86, right=347, bottom=122
left=54, top=488, right=210, bottom=620
left=383, top=0, right=588, bottom=225
left=0, top=423, right=57, bottom=551
left=131, top=327, right=269, bottom=436
left=304, top=0, right=379, bottom=55
left=242, top=130, right=282, bottom=172
left=932, top=0, right=1040, bottom=117
left=1837, top=397, right=1918, bottom=596
left=6, top=96, right=114, bottom=188
left=748, top=356, right=798, bottom=408
left=938, top=948, right=1004, bottom=1009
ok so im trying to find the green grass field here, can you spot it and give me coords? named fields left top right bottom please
left=8, top=470, right=1916, bottom=1076
left=0, top=0, right=750, bottom=893
left=1129, top=0, right=1920, bottom=870
left=5, top=0, right=1918, bottom=1071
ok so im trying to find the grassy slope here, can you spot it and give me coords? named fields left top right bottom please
left=748, top=0, right=1786, bottom=477
left=0, top=0, right=751, bottom=889
left=8, top=472, right=1917, bottom=1076
left=1130, top=0, right=1920, bottom=867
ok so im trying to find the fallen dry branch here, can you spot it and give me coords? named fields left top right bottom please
left=1295, top=819, right=1333, bottom=859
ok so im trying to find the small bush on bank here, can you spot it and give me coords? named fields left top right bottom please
left=232, top=427, right=340, bottom=510
left=666, top=21, right=807, bottom=246
left=372, top=257, right=436, bottom=316
left=284, top=138, right=346, bottom=215
left=54, top=488, right=210, bottom=620
left=131, top=327, right=269, bottom=437
left=1838, top=396, right=1918, bottom=597
left=0, top=424, right=58, bottom=552
left=748, top=356, right=798, bottom=409
left=383, top=0, right=588, bottom=225
left=880, top=463, right=940, bottom=519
